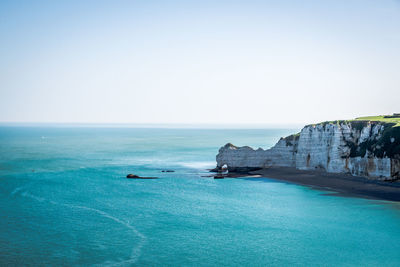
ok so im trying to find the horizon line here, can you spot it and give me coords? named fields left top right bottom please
left=0, top=121, right=304, bottom=129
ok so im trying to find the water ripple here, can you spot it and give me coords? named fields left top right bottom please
left=17, top=189, right=146, bottom=266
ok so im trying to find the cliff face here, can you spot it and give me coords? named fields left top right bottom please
left=216, top=121, right=400, bottom=180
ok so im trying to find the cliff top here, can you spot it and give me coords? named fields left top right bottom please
left=305, top=114, right=400, bottom=158
left=354, top=115, right=400, bottom=127
left=309, top=114, right=400, bottom=128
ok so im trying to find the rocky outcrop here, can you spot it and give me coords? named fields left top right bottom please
left=126, top=174, right=158, bottom=179
left=216, top=120, right=400, bottom=180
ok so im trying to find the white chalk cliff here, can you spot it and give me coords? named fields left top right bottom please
left=216, top=121, right=400, bottom=180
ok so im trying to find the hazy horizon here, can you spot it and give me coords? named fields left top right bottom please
left=0, top=121, right=304, bottom=130
left=1, top=0, right=399, bottom=125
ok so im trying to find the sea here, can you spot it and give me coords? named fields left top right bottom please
left=1, top=125, right=400, bottom=266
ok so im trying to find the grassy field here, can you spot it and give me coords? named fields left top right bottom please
left=310, top=114, right=400, bottom=128
left=354, top=115, right=400, bottom=127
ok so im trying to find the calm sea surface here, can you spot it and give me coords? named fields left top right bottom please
left=1, top=126, right=400, bottom=266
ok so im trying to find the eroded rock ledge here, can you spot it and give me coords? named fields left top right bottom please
left=216, top=119, right=400, bottom=181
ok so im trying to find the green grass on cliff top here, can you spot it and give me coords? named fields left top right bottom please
left=354, top=115, right=400, bottom=127
left=312, top=114, right=400, bottom=127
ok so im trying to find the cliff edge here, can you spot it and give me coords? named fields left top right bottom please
left=216, top=115, right=400, bottom=180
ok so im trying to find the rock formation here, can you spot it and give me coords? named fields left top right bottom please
left=216, top=119, right=400, bottom=180
left=126, top=174, right=158, bottom=179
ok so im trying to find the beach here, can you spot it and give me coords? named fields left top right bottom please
left=236, top=167, right=400, bottom=202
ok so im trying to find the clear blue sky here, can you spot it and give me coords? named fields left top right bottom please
left=1, top=0, right=399, bottom=125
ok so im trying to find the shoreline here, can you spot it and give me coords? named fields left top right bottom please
left=226, top=167, right=400, bottom=202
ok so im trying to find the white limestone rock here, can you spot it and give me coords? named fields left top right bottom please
left=216, top=121, right=399, bottom=180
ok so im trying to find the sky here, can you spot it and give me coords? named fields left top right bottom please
left=0, top=0, right=399, bottom=126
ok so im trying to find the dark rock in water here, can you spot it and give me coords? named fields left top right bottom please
left=210, top=166, right=261, bottom=174
left=227, top=167, right=262, bottom=173
left=214, top=174, right=225, bottom=179
left=209, top=167, right=219, bottom=172
left=161, top=170, right=175, bottom=172
left=126, top=174, right=158, bottom=179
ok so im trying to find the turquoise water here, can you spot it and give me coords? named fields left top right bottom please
left=1, top=126, right=400, bottom=266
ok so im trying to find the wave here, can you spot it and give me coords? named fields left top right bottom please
left=11, top=186, right=27, bottom=196
left=178, top=161, right=216, bottom=169
left=17, top=189, right=146, bottom=266
left=65, top=204, right=145, bottom=267
left=21, top=191, right=46, bottom=202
